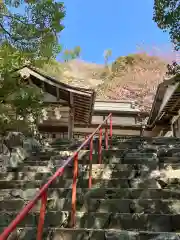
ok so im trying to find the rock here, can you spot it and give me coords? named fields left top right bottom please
left=0, top=143, right=9, bottom=155
left=4, top=131, right=24, bottom=150
left=23, top=137, right=41, bottom=153
left=151, top=233, right=180, bottom=240
left=0, top=144, right=10, bottom=171
left=149, top=215, right=172, bottom=232
left=168, top=200, right=180, bottom=214
left=157, top=147, right=168, bottom=157
left=105, top=230, right=138, bottom=240
left=131, top=178, right=161, bottom=189
left=0, top=157, right=9, bottom=172
left=154, top=168, right=180, bottom=189
left=50, top=152, right=73, bottom=167
left=22, top=189, right=39, bottom=200
left=9, top=147, right=28, bottom=168
left=10, top=189, right=23, bottom=198
left=150, top=170, right=161, bottom=179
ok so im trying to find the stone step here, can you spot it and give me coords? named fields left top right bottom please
left=0, top=178, right=131, bottom=189
left=0, top=169, right=146, bottom=181
left=158, top=148, right=180, bottom=157
left=28, top=150, right=87, bottom=162
left=36, top=148, right=180, bottom=161
left=21, top=158, right=159, bottom=166
left=80, top=150, right=158, bottom=164
left=112, top=142, right=144, bottom=149
left=0, top=212, right=180, bottom=231
left=1, top=198, right=180, bottom=214
left=6, top=166, right=52, bottom=172
left=30, top=150, right=75, bottom=158
left=0, top=172, right=52, bottom=181
left=31, top=151, right=57, bottom=157
left=1, top=188, right=180, bottom=200
left=160, top=163, right=180, bottom=170
left=19, top=161, right=49, bottom=166
left=0, top=176, right=178, bottom=189
left=50, top=144, right=82, bottom=151
left=20, top=157, right=160, bottom=166
left=160, top=157, right=180, bottom=163
left=6, top=164, right=158, bottom=172
left=0, top=228, right=179, bottom=240
left=21, top=156, right=180, bottom=166
left=111, top=138, right=180, bottom=150
left=112, top=136, right=180, bottom=143
left=29, top=153, right=72, bottom=161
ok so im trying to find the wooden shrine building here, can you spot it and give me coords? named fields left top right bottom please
left=18, top=66, right=96, bottom=139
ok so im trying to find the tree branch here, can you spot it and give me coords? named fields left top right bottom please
left=0, top=23, right=13, bottom=38
left=0, top=13, right=28, bottom=25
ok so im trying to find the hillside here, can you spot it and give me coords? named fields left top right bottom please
left=42, top=53, right=168, bottom=112
left=97, top=53, right=167, bottom=112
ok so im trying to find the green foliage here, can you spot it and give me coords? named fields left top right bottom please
left=12, top=86, right=43, bottom=117
left=111, top=56, right=131, bottom=73
left=0, top=0, right=65, bottom=135
left=73, top=46, right=81, bottom=58
left=103, top=49, right=112, bottom=66
left=111, top=53, right=159, bottom=74
left=41, top=59, right=63, bottom=79
left=62, top=46, right=81, bottom=62
left=0, top=0, right=65, bottom=60
left=166, top=61, right=180, bottom=75
left=153, top=0, right=180, bottom=50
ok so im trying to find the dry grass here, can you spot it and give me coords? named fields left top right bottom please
left=97, top=53, right=168, bottom=112
left=42, top=53, right=169, bottom=112
left=42, top=59, right=105, bottom=89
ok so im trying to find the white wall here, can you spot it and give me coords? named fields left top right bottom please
left=91, top=115, right=136, bottom=125
left=94, top=101, right=134, bottom=111
left=73, top=127, right=140, bottom=136
left=39, top=105, right=69, bottom=126
left=112, top=116, right=136, bottom=125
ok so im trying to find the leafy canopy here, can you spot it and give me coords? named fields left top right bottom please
left=153, top=0, right=180, bottom=50
left=63, top=46, right=81, bottom=62
left=0, top=0, right=65, bottom=62
left=0, top=0, right=65, bottom=134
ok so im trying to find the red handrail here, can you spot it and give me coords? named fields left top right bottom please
left=0, top=113, right=113, bottom=240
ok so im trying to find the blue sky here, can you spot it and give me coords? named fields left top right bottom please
left=59, top=0, right=172, bottom=64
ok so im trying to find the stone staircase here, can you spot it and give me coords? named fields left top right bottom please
left=1, top=136, right=180, bottom=239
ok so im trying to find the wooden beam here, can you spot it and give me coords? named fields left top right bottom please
left=38, top=125, right=68, bottom=132
left=18, top=67, right=95, bottom=125
left=92, top=111, right=143, bottom=117
left=42, top=102, right=68, bottom=106
left=74, top=123, right=142, bottom=130
left=68, top=92, right=74, bottom=140
left=169, top=98, right=180, bottom=113
left=73, top=127, right=140, bottom=136
left=19, top=67, right=91, bottom=96
left=56, top=87, right=60, bottom=101
left=89, top=91, right=96, bottom=123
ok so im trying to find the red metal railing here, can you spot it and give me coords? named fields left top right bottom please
left=0, top=113, right=112, bottom=240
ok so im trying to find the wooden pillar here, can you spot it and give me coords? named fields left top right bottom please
left=56, top=88, right=60, bottom=101
left=68, top=93, right=74, bottom=140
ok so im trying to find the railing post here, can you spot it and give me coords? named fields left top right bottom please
left=37, top=192, right=47, bottom=240
left=105, top=120, right=108, bottom=150
left=84, top=135, right=87, bottom=149
left=71, top=153, right=78, bottom=227
left=89, top=137, right=93, bottom=188
left=98, top=128, right=102, bottom=164
left=110, top=114, right=112, bottom=148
